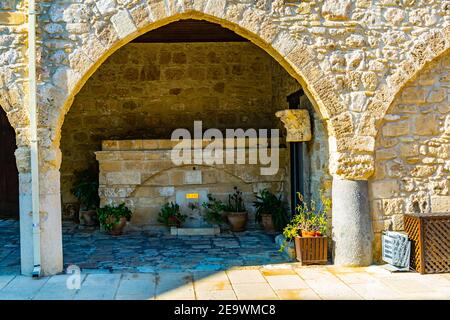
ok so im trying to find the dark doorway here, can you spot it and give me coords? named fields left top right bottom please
left=0, top=107, right=19, bottom=219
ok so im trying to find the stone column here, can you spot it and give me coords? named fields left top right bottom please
left=16, top=146, right=63, bottom=276
left=332, top=177, right=373, bottom=266
left=330, top=151, right=375, bottom=266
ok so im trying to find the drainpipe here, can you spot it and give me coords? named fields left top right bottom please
left=28, top=0, right=41, bottom=278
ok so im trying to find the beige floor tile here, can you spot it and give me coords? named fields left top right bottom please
left=295, top=267, right=338, bottom=281
left=334, top=271, right=379, bottom=284
left=261, top=268, right=297, bottom=277
left=379, top=278, right=436, bottom=293
left=265, top=275, right=310, bottom=290
left=275, top=289, right=321, bottom=300
left=227, top=269, right=266, bottom=284
left=195, top=280, right=233, bottom=291
left=305, top=279, right=363, bottom=300
left=348, top=282, right=403, bottom=300
left=232, top=283, right=279, bottom=300
left=196, top=289, right=238, bottom=300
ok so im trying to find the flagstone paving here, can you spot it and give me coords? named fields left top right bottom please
left=1, top=219, right=449, bottom=300
left=0, top=265, right=449, bottom=300
left=0, top=219, right=290, bottom=274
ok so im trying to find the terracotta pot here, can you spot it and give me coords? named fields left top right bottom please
left=301, top=230, right=316, bottom=237
left=168, top=216, right=182, bottom=228
left=226, top=211, right=248, bottom=232
left=79, top=210, right=97, bottom=226
left=261, top=213, right=275, bottom=232
left=109, top=217, right=127, bottom=236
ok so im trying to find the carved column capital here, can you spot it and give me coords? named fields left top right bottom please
left=275, top=109, right=312, bottom=142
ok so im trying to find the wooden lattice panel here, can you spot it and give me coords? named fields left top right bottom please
left=423, top=217, right=450, bottom=274
left=404, top=214, right=450, bottom=274
left=404, top=215, right=422, bottom=272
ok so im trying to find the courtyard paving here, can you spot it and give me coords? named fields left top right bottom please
left=1, top=219, right=449, bottom=300
left=0, top=219, right=290, bottom=274
left=0, top=265, right=449, bottom=300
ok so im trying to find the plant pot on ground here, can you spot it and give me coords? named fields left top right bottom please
left=202, top=194, right=227, bottom=227
left=224, top=187, right=248, bottom=232
left=253, top=189, right=289, bottom=232
left=158, top=202, right=187, bottom=228
left=71, top=168, right=100, bottom=226
left=97, top=203, right=132, bottom=236
left=280, top=191, right=331, bottom=265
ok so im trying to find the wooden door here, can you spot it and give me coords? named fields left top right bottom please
left=0, top=107, right=19, bottom=218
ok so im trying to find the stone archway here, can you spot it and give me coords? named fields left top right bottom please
left=45, top=10, right=345, bottom=149
left=370, top=51, right=450, bottom=261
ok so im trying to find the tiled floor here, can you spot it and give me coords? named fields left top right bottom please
left=1, top=219, right=449, bottom=300
left=0, top=265, right=449, bottom=300
left=0, top=219, right=290, bottom=274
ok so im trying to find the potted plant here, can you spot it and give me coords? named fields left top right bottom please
left=158, top=202, right=187, bottom=228
left=97, top=203, right=132, bottom=236
left=224, top=187, right=248, bottom=232
left=253, top=189, right=289, bottom=232
left=281, top=192, right=330, bottom=265
left=71, top=168, right=100, bottom=226
left=202, top=194, right=227, bottom=226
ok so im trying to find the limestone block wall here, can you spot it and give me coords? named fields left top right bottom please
left=96, top=139, right=288, bottom=227
left=60, top=42, right=300, bottom=206
left=370, top=53, right=450, bottom=260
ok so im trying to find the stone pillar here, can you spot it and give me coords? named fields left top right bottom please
left=16, top=146, right=63, bottom=276
left=39, top=169, right=63, bottom=276
left=332, top=176, right=373, bottom=266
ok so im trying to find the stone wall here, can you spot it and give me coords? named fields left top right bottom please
left=60, top=41, right=304, bottom=208
left=96, top=139, right=288, bottom=227
left=370, top=53, right=450, bottom=260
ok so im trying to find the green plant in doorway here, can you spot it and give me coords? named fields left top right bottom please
left=253, top=188, right=289, bottom=231
left=158, top=202, right=187, bottom=227
left=71, top=168, right=100, bottom=211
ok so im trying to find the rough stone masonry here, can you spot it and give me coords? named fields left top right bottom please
left=0, top=0, right=448, bottom=275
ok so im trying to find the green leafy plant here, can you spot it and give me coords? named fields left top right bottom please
left=224, top=187, right=246, bottom=212
left=158, top=202, right=187, bottom=227
left=97, top=203, right=132, bottom=232
left=253, top=189, right=289, bottom=231
left=202, top=194, right=226, bottom=225
left=71, top=168, right=100, bottom=210
left=280, top=191, right=331, bottom=251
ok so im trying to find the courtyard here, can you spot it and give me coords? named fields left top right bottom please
left=1, top=218, right=449, bottom=300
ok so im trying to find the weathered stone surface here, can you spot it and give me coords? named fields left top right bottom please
left=275, top=109, right=312, bottom=142
left=370, top=53, right=449, bottom=262
left=332, top=178, right=373, bottom=266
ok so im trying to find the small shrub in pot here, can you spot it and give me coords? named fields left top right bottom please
left=97, top=203, right=132, bottom=236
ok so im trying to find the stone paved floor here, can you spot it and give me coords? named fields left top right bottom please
left=0, top=265, right=449, bottom=300
left=0, top=219, right=290, bottom=274
left=1, top=219, right=449, bottom=300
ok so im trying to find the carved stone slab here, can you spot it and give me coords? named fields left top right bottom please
left=276, top=109, right=312, bottom=142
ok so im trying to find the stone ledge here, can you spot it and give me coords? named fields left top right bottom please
left=170, top=227, right=221, bottom=236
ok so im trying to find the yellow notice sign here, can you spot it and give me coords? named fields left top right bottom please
left=186, top=193, right=199, bottom=199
